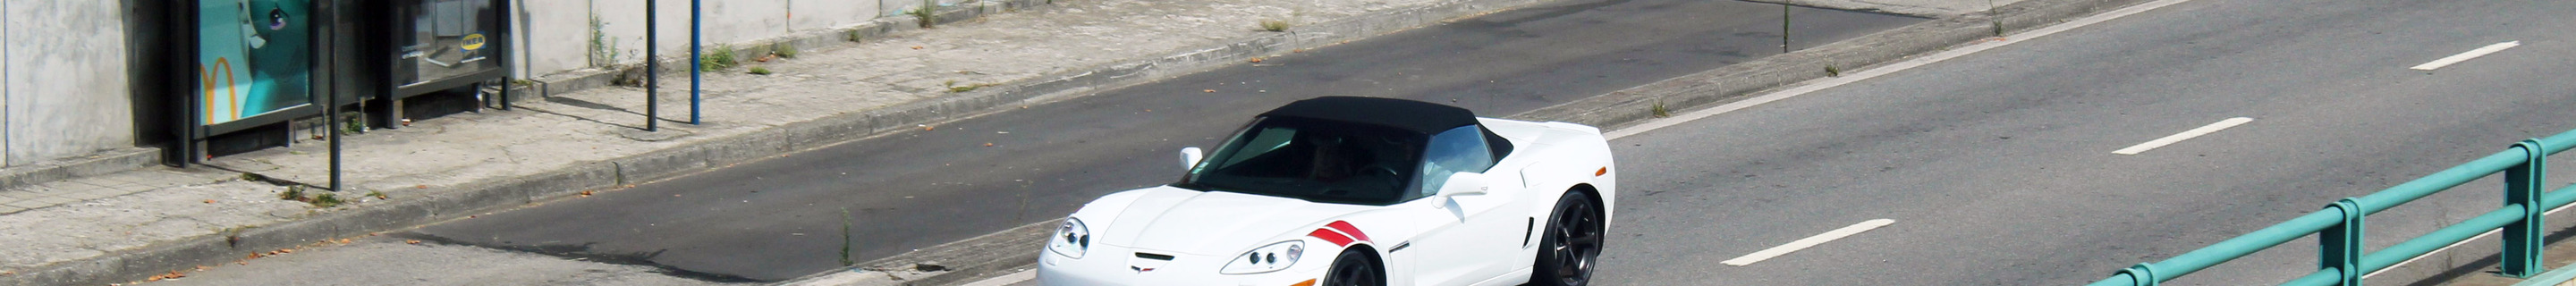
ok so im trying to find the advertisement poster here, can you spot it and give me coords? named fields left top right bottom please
left=199, top=0, right=312, bottom=125
left=395, top=0, right=500, bottom=88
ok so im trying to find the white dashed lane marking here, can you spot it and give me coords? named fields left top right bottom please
left=1721, top=219, right=1896, bottom=266
left=2410, top=41, right=2520, bottom=71
left=2112, top=117, right=2252, bottom=156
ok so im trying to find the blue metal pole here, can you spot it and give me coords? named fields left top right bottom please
left=691, top=0, right=702, bottom=124
left=646, top=0, right=659, bottom=132
left=2320, top=198, right=2363, bottom=286
left=2504, top=139, right=2548, bottom=277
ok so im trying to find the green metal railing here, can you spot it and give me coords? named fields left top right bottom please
left=2089, top=128, right=2576, bottom=286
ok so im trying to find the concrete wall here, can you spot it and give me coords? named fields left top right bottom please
left=513, top=0, right=912, bottom=78
left=3, top=0, right=137, bottom=167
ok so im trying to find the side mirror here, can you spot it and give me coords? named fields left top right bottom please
left=1180, top=147, right=1205, bottom=171
left=1436, top=172, right=1488, bottom=198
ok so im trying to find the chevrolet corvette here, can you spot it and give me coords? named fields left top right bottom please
left=1038, top=97, right=1617, bottom=286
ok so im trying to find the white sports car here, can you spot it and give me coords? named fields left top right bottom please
left=1038, top=97, right=1617, bottom=286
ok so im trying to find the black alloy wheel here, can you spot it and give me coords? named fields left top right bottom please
left=1324, top=248, right=1384, bottom=286
left=1533, top=190, right=1603, bottom=286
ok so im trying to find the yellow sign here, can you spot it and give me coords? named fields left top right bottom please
left=461, top=33, right=487, bottom=51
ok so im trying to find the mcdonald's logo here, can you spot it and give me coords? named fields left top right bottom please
left=200, top=57, right=241, bottom=123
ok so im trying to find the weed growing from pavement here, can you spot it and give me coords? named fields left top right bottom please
left=846, top=29, right=867, bottom=43
left=222, top=225, right=256, bottom=247
left=1826, top=64, right=1841, bottom=77
left=1988, top=0, right=2004, bottom=36
left=311, top=193, right=342, bottom=208
left=277, top=185, right=304, bottom=201
left=945, top=80, right=996, bottom=93
left=911, top=0, right=940, bottom=29
left=365, top=190, right=387, bottom=199
left=749, top=66, right=773, bottom=75
left=703, top=45, right=740, bottom=71
left=841, top=207, right=858, bottom=265
left=589, top=15, right=620, bottom=68
left=1260, top=20, right=1291, bottom=32
left=772, top=42, right=799, bottom=59
left=342, top=114, right=366, bottom=134
left=1652, top=101, right=1672, bottom=118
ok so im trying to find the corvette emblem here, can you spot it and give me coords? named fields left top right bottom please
left=1131, top=266, right=1155, bottom=273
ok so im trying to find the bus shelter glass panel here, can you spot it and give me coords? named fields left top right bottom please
left=392, top=0, right=502, bottom=88
left=198, top=0, right=314, bottom=125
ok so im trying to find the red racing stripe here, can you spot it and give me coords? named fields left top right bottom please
left=1308, top=229, right=1354, bottom=247
left=1326, top=221, right=1371, bottom=243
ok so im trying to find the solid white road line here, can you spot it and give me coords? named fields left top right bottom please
left=961, top=269, right=1038, bottom=286
left=2111, top=117, right=2253, bottom=156
left=1721, top=219, right=1896, bottom=266
left=1604, top=0, right=2203, bottom=140
left=2364, top=201, right=2576, bottom=278
left=2409, top=41, right=2521, bottom=71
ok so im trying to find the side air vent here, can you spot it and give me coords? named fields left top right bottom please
left=1134, top=252, right=1176, bottom=261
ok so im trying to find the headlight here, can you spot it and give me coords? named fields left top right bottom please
left=1219, top=240, right=1306, bottom=274
left=1047, top=217, right=1090, bottom=258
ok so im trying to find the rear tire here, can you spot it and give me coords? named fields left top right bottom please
left=1531, top=190, right=1602, bottom=286
left=1324, top=248, right=1384, bottom=286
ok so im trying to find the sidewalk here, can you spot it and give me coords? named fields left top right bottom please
left=0, top=0, right=1560, bottom=285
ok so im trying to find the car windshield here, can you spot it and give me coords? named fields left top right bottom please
left=1178, top=117, right=1426, bottom=206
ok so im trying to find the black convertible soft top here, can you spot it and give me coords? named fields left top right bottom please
left=1258, top=97, right=1478, bottom=135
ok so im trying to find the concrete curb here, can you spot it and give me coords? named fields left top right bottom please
left=0, top=147, right=158, bottom=195
left=1507, top=0, right=2155, bottom=130
left=0, top=0, right=1562, bottom=284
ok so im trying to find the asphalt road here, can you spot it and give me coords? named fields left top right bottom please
left=168, top=0, right=2576, bottom=284
left=967, top=0, right=2576, bottom=284
left=1589, top=0, right=2576, bottom=284
left=160, top=0, right=1923, bottom=283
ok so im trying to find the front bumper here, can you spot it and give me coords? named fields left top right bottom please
left=1037, top=244, right=1326, bottom=286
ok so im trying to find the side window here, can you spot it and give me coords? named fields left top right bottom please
left=1416, top=126, right=1496, bottom=198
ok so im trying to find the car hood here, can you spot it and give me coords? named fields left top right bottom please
left=1095, top=186, right=1371, bottom=257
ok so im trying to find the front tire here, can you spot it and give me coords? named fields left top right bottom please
left=1324, top=248, right=1384, bottom=286
left=1532, top=190, right=1603, bottom=286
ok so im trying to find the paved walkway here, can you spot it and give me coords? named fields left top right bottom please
left=0, top=169, right=232, bottom=214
